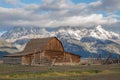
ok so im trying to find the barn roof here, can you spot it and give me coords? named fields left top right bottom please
left=23, top=37, right=56, bottom=53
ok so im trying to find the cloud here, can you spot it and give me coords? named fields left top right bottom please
left=0, top=6, right=117, bottom=28
left=46, top=14, right=118, bottom=27
left=40, top=0, right=73, bottom=11
left=0, top=7, right=44, bottom=26
left=101, top=0, right=120, bottom=12
left=4, top=0, right=21, bottom=5
left=0, top=0, right=119, bottom=33
left=89, top=1, right=102, bottom=7
left=89, top=0, right=120, bottom=13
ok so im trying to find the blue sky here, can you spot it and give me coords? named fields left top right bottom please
left=0, top=0, right=120, bottom=34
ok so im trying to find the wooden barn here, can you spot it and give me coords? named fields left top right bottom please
left=3, top=37, right=81, bottom=66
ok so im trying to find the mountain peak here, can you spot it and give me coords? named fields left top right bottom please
left=95, top=25, right=109, bottom=35
left=96, top=25, right=102, bottom=29
left=87, top=25, right=120, bottom=40
left=95, top=25, right=104, bottom=32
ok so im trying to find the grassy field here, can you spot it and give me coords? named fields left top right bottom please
left=0, top=64, right=120, bottom=80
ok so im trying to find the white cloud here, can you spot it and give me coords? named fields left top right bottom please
left=24, top=4, right=40, bottom=11
left=102, top=0, right=120, bottom=11
left=89, top=1, right=102, bottom=7
left=4, top=0, right=21, bottom=5
left=89, top=0, right=120, bottom=12
left=0, top=0, right=119, bottom=33
left=40, top=0, right=73, bottom=11
left=46, top=14, right=118, bottom=27
left=0, top=6, right=117, bottom=28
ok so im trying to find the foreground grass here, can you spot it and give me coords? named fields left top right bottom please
left=0, top=64, right=120, bottom=80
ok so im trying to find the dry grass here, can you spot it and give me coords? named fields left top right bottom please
left=0, top=64, right=120, bottom=80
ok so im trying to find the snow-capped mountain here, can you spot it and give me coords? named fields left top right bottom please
left=1, top=27, right=50, bottom=42
left=90, top=25, right=120, bottom=40
left=1, top=25, right=120, bottom=57
left=1, top=25, right=120, bottom=42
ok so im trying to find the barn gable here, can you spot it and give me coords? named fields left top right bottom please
left=45, top=37, right=64, bottom=51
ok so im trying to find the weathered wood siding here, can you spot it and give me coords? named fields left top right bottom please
left=22, top=55, right=32, bottom=65
left=64, top=52, right=80, bottom=63
left=34, top=53, right=41, bottom=64
left=44, top=38, right=65, bottom=64
left=3, top=57, right=22, bottom=64
left=45, top=38, right=64, bottom=51
left=44, top=51, right=64, bottom=63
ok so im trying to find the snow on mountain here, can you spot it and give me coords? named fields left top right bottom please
left=0, top=25, right=120, bottom=57
left=1, top=25, right=120, bottom=42
left=56, top=25, right=120, bottom=44
left=1, top=27, right=50, bottom=42
left=89, top=25, right=120, bottom=40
